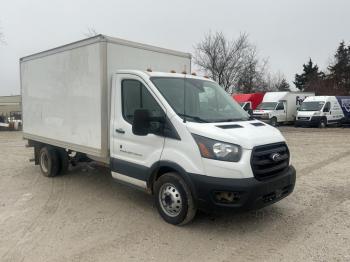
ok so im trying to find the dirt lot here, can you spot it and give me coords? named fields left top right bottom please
left=1, top=127, right=350, bottom=262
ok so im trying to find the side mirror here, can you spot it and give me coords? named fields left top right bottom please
left=132, top=109, right=150, bottom=136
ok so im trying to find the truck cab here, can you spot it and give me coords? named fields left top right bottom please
left=296, top=96, right=345, bottom=127
left=109, top=70, right=296, bottom=224
left=239, top=101, right=253, bottom=112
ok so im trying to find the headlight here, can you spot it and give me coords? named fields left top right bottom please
left=192, top=134, right=242, bottom=162
left=313, top=112, right=320, bottom=116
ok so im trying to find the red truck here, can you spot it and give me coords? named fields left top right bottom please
left=233, top=93, right=265, bottom=114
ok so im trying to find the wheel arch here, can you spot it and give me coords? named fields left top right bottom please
left=148, top=161, right=197, bottom=198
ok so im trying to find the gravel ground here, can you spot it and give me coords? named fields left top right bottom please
left=0, top=127, right=350, bottom=262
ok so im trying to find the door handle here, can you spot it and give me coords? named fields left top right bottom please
left=115, top=128, right=125, bottom=134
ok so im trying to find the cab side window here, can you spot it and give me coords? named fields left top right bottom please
left=276, top=102, right=284, bottom=110
left=243, top=103, right=251, bottom=111
left=122, top=79, right=164, bottom=124
left=323, top=102, right=331, bottom=112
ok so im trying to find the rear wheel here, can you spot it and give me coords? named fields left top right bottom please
left=39, top=146, right=60, bottom=177
left=154, top=173, right=196, bottom=225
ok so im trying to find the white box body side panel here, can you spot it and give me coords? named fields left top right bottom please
left=21, top=35, right=191, bottom=161
left=22, top=43, right=103, bottom=154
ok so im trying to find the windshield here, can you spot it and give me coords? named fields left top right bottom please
left=299, top=101, right=325, bottom=111
left=150, top=77, right=249, bottom=123
left=257, top=102, right=277, bottom=110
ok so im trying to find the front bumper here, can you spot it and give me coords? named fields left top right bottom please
left=189, top=165, right=296, bottom=212
left=252, top=114, right=269, bottom=121
left=295, top=116, right=321, bottom=127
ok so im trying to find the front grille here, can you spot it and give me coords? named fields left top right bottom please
left=251, top=142, right=290, bottom=180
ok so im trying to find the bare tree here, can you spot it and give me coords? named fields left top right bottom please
left=235, top=48, right=271, bottom=93
left=194, top=32, right=251, bottom=92
left=84, top=27, right=99, bottom=37
left=194, top=31, right=274, bottom=94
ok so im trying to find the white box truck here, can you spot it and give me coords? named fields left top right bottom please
left=252, top=91, right=314, bottom=126
left=296, top=96, right=350, bottom=127
left=21, top=35, right=296, bottom=225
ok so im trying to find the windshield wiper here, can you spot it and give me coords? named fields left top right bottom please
left=178, top=114, right=209, bottom=123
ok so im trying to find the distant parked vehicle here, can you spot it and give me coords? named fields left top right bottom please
left=295, top=96, right=350, bottom=128
left=252, top=92, right=314, bottom=126
left=233, top=93, right=265, bottom=114
left=0, top=115, right=9, bottom=130
left=0, top=112, right=22, bottom=131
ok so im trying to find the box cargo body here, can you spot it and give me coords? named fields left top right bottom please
left=20, top=35, right=191, bottom=162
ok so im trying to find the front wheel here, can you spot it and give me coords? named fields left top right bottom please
left=270, top=117, right=278, bottom=127
left=319, top=118, right=327, bottom=128
left=154, top=173, right=197, bottom=225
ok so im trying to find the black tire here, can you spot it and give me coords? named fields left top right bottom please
left=39, top=146, right=60, bottom=177
left=319, top=118, right=327, bottom=128
left=270, top=117, right=278, bottom=127
left=57, top=148, right=69, bottom=174
left=154, top=172, right=196, bottom=225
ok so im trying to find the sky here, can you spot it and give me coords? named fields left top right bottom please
left=0, top=0, right=349, bottom=95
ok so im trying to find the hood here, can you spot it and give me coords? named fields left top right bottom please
left=186, top=120, right=285, bottom=150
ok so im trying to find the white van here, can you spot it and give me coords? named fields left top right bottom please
left=296, top=96, right=350, bottom=127
left=252, top=92, right=314, bottom=126
left=21, top=35, right=296, bottom=225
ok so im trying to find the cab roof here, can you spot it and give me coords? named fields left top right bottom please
left=116, top=69, right=214, bottom=82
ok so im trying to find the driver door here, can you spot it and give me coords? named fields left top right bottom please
left=276, top=101, right=287, bottom=122
left=323, top=102, right=331, bottom=122
left=110, top=73, right=166, bottom=187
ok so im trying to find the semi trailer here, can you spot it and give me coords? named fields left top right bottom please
left=21, top=35, right=296, bottom=225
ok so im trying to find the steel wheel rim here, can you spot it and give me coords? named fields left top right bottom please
left=40, top=152, right=49, bottom=173
left=158, top=183, right=183, bottom=217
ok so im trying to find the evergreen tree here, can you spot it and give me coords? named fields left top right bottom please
left=294, top=59, right=323, bottom=91
left=277, top=78, right=290, bottom=91
left=328, top=41, right=350, bottom=95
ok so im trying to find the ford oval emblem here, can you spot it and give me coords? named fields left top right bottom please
left=271, top=153, right=282, bottom=162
